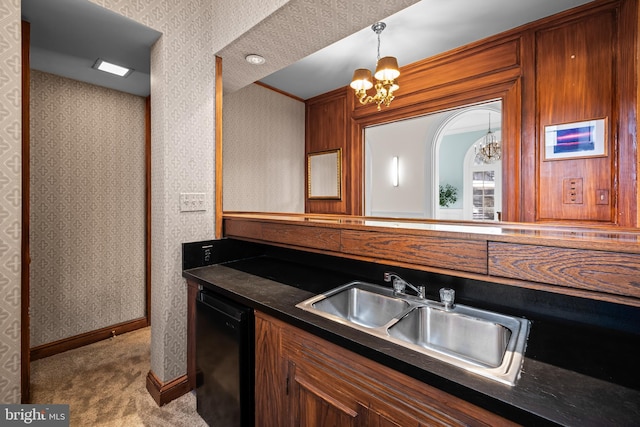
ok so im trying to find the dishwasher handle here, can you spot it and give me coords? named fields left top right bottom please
left=198, top=291, right=248, bottom=323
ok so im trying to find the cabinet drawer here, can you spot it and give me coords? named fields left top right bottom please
left=224, top=218, right=262, bottom=240
left=341, top=230, right=487, bottom=274
left=262, top=223, right=341, bottom=251
left=488, top=242, right=640, bottom=298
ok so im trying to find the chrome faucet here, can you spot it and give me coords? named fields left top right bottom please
left=383, top=272, right=425, bottom=299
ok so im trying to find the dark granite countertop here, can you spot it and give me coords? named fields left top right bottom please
left=184, top=258, right=640, bottom=426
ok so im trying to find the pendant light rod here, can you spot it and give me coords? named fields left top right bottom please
left=372, top=22, right=386, bottom=61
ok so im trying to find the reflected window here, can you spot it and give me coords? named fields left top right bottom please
left=472, top=170, right=496, bottom=220
left=463, top=133, right=501, bottom=221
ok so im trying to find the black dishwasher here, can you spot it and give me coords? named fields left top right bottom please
left=196, top=289, right=254, bottom=427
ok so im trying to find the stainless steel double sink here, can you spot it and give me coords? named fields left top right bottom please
left=296, top=281, right=530, bottom=386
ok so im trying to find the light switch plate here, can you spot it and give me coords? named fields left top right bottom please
left=596, top=189, right=609, bottom=205
left=180, top=193, right=206, bottom=212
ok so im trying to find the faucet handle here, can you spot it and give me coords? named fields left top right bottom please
left=439, top=288, right=455, bottom=309
left=392, top=278, right=406, bottom=293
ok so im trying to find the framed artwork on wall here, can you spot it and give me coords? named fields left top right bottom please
left=543, top=118, right=607, bottom=161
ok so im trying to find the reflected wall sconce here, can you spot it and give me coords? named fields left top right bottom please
left=350, top=22, right=400, bottom=111
left=392, top=156, right=399, bottom=187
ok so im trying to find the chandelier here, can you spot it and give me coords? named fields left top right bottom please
left=475, top=114, right=502, bottom=163
left=350, top=22, right=400, bottom=111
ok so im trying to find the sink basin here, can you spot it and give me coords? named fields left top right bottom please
left=296, top=281, right=530, bottom=386
left=297, top=282, right=410, bottom=328
left=387, top=306, right=513, bottom=368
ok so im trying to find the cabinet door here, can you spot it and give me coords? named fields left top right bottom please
left=258, top=311, right=516, bottom=427
left=255, top=313, right=287, bottom=427
left=289, top=363, right=366, bottom=427
left=367, top=409, right=406, bottom=427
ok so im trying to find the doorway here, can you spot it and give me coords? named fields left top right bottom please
left=20, top=0, right=158, bottom=401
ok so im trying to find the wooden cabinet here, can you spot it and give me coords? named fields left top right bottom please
left=255, top=311, right=288, bottom=426
left=288, top=362, right=367, bottom=426
left=255, top=311, right=515, bottom=427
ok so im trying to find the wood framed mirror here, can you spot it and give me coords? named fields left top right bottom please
left=308, top=149, right=341, bottom=199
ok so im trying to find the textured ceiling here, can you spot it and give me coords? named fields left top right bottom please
left=21, top=0, right=594, bottom=99
left=216, top=0, right=418, bottom=95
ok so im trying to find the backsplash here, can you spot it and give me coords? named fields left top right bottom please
left=182, top=239, right=266, bottom=271
left=207, top=238, right=640, bottom=336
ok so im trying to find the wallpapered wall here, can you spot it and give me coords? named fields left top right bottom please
left=0, top=0, right=21, bottom=404
left=223, top=84, right=305, bottom=213
left=0, top=0, right=289, bottom=403
left=0, top=0, right=417, bottom=402
left=88, top=0, right=219, bottom=383
left=29, top=71, right=146, bottom=348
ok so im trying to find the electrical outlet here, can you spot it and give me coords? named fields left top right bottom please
left=202, top=244, right=213, bottom=264
left=180, top=193, right=206, bottom=212
left=562, top=178, right=583, bottom=204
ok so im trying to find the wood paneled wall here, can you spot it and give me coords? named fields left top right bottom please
left=536, top=9, right=614, bottom=222
left=305, top=88, right=358, bottom=214
left=305, top=0, right=638, bottom=227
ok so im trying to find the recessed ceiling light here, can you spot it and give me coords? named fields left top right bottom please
left=92, top=58, right=133, bottom=77
left=245, top=54, right=266, bottom=65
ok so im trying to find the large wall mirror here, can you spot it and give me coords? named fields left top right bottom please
left=364, top=100, right=502, bottom=220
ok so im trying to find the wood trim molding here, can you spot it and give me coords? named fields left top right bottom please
left=616, top=0, right=639, bottom=226
left=145, top=96, right=151, bottom=325
left=145, top=370, right=191, bottom=407
left=186, top=280, right=198, bottom=390
left=30, top=318, right=148, bottom=361
left=21, top=19, right=31, bottom=404
left=255, top=81, right=305, bottom=103
left=215, top=55, right=223, bottom=238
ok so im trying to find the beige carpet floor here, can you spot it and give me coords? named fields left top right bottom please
left=30, top=327, right=208, bottom=427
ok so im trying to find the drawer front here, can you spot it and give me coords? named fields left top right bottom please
left=488, top=242, right=640, bottom=298
left=341, top=230, right=487, bottom=274
left=224, top=218, right=262, bottom=240
left=262, top=223, right=341, bottom=252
